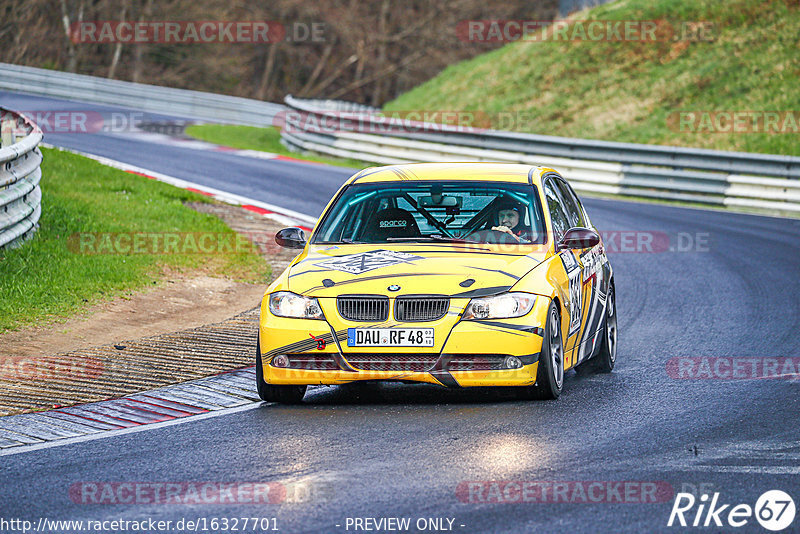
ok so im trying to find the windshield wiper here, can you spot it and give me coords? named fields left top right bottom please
left=429, top=234, right=479, bottom=244
left=315, top=239, right=366, bottom=244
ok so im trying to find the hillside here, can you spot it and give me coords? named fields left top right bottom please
left=384, top=0, right=800, bottom=155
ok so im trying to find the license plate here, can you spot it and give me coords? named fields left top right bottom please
left=347, top=328, right=434, bottom=347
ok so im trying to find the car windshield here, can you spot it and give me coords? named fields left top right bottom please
left=312, top=181, right=546, bottom=245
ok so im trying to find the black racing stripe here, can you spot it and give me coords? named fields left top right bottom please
left=471, top=320, right=544, bottom=336
left=390, top=168, right=409, bottom=181
left=327, top=325, right=358, bottom=371
left=394, top=167, right=417, bottom=181
left=289, top=268, right=335, bottom=278
left=470, top=266, right=522, bottom=280
left=264, top=332, right=337, bottom=360
left=450, top=285, right=514, bottom=298
left=398, top=249, right=531, bottom=257
left=402, top=167, right=420, bottom=180
left=351, top=167, right=385, bottom=182
left=430, top=370, right=460, bottom=388
left=574, top=277, right=601, bottom=365
left=470, top=324, right=528, bottom=338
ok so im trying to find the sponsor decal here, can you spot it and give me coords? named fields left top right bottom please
left=314, top=250, right=423, bottom=275
left=560, top=251, right=582, bottom=336
left=309, top=334, right=326, bottom=350
left=580, top=244, right=607, bottom=286
left=379, top=220, right=408, bottom=228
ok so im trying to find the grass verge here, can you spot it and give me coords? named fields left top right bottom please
left=384, top=0, right=800, bottom=156
left=0, top=147, right=269, bottom=333
left=184, top=124, right=367, bottom=168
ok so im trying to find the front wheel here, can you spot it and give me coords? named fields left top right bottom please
left=256, top=336, right=307, bottom=404
left=518, top=301, right=564, bottom=400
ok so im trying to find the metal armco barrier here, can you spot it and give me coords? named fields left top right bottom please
left=281, top=95, right=800, bottom=214
left=0, top=108, right=43, bottom=249
left=0, top=63, right=284, bottom=125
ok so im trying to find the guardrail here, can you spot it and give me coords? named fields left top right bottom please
left=0, top=108, right=43, bottom=249
left=281, top=95, right=800, bottom=214
left=0, top=63, right=284, bottom=125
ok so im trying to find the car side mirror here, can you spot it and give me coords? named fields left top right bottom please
left=275, top=227, right=307, bottom=249
left=558, top=227, right=600, bottom=250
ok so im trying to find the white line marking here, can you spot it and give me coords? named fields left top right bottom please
left=673, top=465, right=800, bottom=475
left=0, top=402, right=263, bottom=457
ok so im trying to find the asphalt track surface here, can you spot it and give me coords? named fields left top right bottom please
left=1, top=91, right=799, bottom=533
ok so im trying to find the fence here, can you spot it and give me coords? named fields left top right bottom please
left=0, top=63, right=283, bottom=126
left=280, top=95, right=800, bottom=214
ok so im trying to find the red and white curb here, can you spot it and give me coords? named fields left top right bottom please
left=42, top=143, right=317, bottom=232
left=0, top=367, right=274, bottom=455
left=0, top=145, right=326, bottom=454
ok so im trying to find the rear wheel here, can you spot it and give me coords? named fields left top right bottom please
left=255, top=336, right=307, bottom=404
left=518, top=301, right=564, bottom=400
left=593, top=285, right=617, bottom=373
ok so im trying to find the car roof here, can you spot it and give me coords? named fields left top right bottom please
left=347, top=162, right=555, bottom=186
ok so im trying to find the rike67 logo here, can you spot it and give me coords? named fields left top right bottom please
left=668, top=490, right=796, bottom=531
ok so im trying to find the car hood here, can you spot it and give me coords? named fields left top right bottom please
left=288, top=244, right=549, bottom=298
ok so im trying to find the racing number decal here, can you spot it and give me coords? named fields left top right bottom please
left=561, top=251, right=582, bottom=337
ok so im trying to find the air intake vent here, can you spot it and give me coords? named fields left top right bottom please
left=394, top=297, right=449, bottom=322
left=344, top=353, right=439, bottom=372
left=337, top=296, right=389, bottom=322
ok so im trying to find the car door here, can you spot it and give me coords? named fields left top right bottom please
left=553, top=177, right=608, bottom=366
left=543, top=176, right=583, bottom=368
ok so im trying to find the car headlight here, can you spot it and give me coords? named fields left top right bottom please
left=462, top=292, right=536, bottom=320
left=269, top=291, right=324, bottom=319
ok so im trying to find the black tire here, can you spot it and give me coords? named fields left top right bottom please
left=575, top=284, right=617, bottom=375
left=518, top=301, right=564, bottom=400
left=255, top=337, right=307, bottom=404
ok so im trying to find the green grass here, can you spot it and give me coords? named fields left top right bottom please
left=184, top=124, right=367, bottom=168
left=384, top=0, right=800, bottom=156
left=0, top=148, right=269, bottom=333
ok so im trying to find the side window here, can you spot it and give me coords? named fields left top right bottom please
left=554, top=178, right=585, bottom=229
left=544, top=179, right=570, bottom=241
left=561, top=180, right=592, bottom=228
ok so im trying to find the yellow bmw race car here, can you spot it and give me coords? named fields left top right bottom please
left=257, top=163, right=616, bottom=403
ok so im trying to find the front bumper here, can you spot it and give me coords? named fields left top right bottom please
left=258, top=296, right=550, bottom=387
